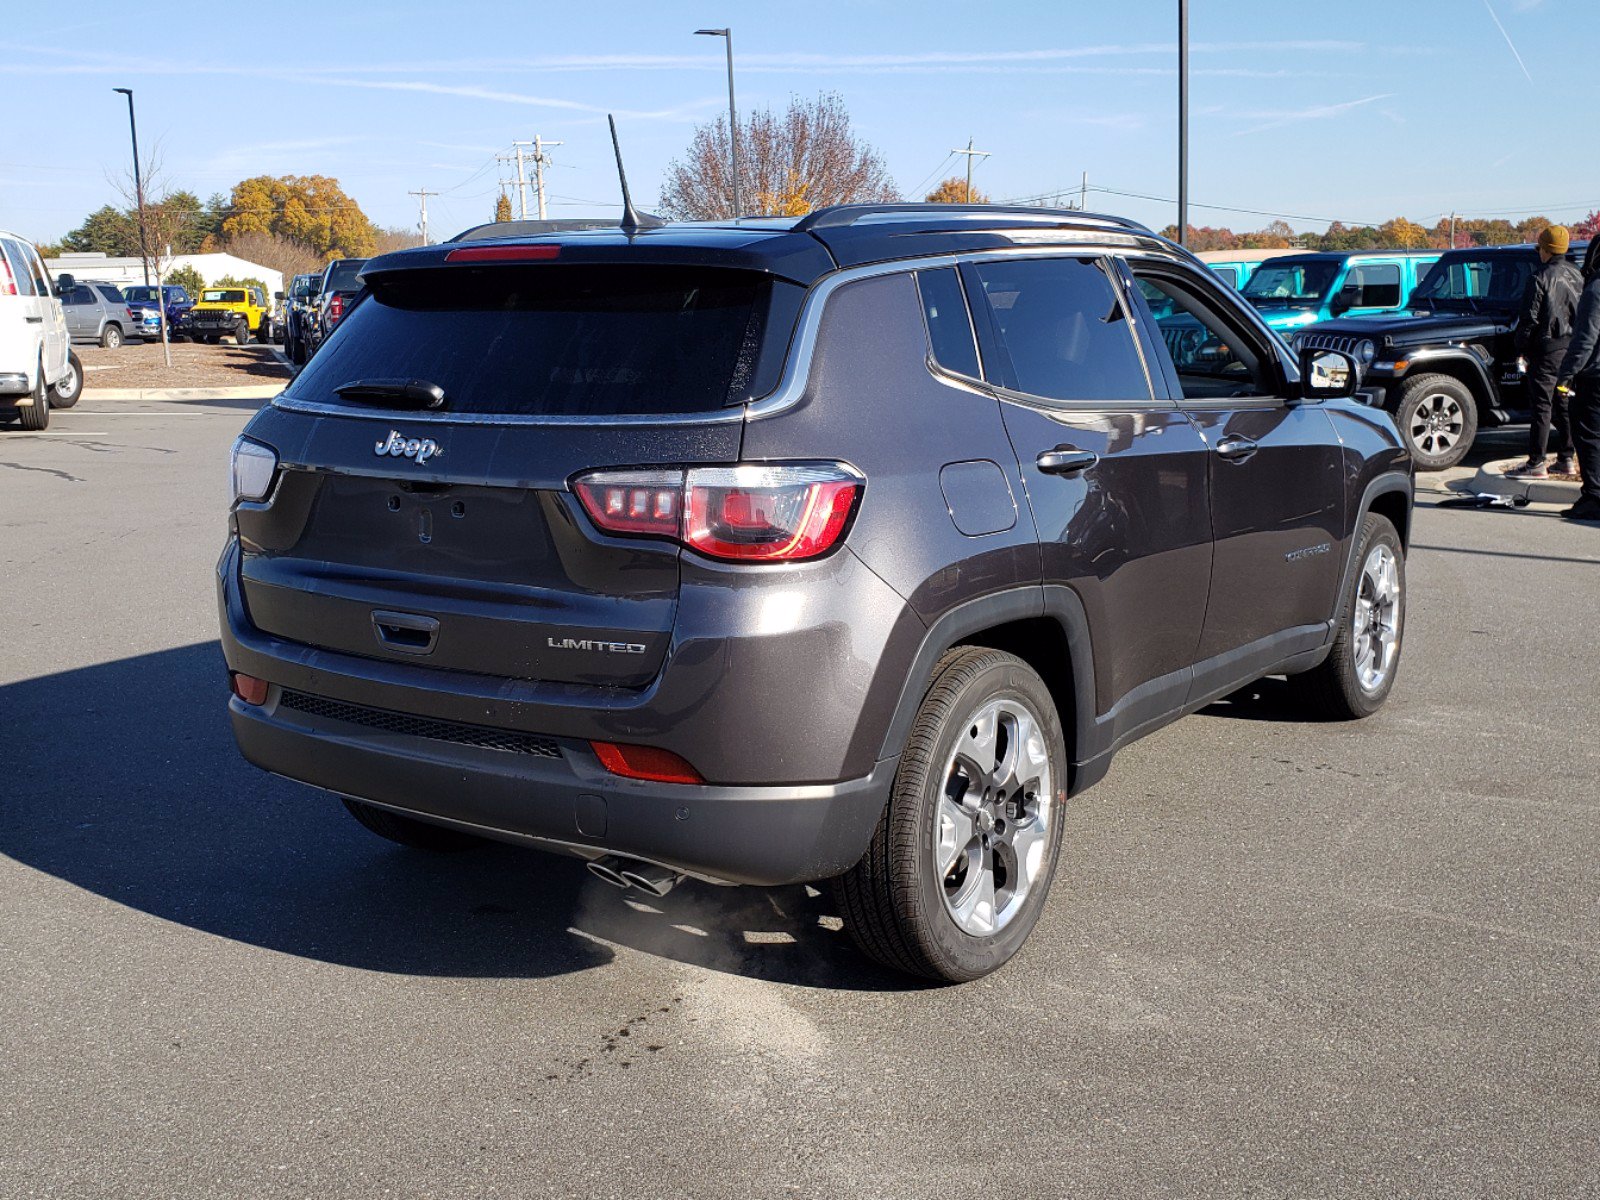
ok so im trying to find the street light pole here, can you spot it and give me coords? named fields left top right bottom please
left=1177, top=0, right=1189, bottom=247
left=695, top=28, right=741, bottom=217
left=113, top=87, right=150, bottom=285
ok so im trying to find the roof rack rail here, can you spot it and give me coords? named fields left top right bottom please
left=792, top=202, right=1149, bottom=234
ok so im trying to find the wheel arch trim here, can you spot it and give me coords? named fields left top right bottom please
left=875, top=585, right=1099, bottom=788
left=1396, top=349, right=1494, bottom=407
left=1329, top=471, right=1413, bottom=629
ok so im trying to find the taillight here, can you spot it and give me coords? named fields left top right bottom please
left=0, top=257, right=16, bottom=296
left=572, top=463, right=863, bottom=563
left=328, top=293, right=344, bottom=324
left=591, top=741, right=704, bottom=785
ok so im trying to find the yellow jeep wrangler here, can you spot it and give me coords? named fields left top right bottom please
left=188, top=285, right=271, bottom=345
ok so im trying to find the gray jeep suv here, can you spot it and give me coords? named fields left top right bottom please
left=218, top=204, right=1413, bottom=981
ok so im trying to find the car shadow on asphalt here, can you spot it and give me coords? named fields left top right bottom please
left=1198, top=677, right=1310, bottom=723
left=0, top=642, right=918, bottom=992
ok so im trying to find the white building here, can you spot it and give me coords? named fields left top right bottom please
left=43, top=252, right=283, bottom=297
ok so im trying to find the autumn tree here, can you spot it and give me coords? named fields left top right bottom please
left=494, top=192, right=513, bottom=222
left=217, top=231, right=324, bottom=282
left=926, top=177, right=990, bottom=205
left=221, top=175, right=377, bottom=258
left=1574, top=210, right=1600, bottom=241
left=372, top=226, right=424, bottom=255
left=660, top=92, right=898, bottom=220
left=212, top=273, right=270, bottom=297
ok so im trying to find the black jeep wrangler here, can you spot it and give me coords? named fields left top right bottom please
left=1294, top=241, right=1589, bottom=470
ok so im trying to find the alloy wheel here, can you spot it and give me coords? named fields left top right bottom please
left=1408, top=393, right=1463, bottom=459
left=936, top=697, right=1053, bottom=936
left=1353, top=543, right=1402, bottom=692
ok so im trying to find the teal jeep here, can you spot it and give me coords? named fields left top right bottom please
left=1242, top=251, right=1440, bottom=334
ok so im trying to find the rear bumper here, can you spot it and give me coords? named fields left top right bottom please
left=217, top=538, right=899, bottom=885
left=228, top=691, right=893, bottom=886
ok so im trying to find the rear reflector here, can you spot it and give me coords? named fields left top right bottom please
left=444, top=244, right=562, bottom=263
left=591, top=741, right=704, bottom=785
left=230, top=673, right=270, bottom=705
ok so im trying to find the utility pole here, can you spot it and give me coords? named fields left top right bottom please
left=1178, top=0, right=1190, bottom=246
left=523, top=134, right=563, bottom=221
left=506, top=144, right=534, bottom=219
left=112, top=88, right=150, bottom=285
left=409, top=188, right=436, bottom=245
left=951, top=138, right=990, bottom=203
left=1449, top=211, right=1458, bottom=248
left=1080, top=171, right=1089, bottom=211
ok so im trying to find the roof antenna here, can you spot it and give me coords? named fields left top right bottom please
left=609, top=114, right=645, bottom=235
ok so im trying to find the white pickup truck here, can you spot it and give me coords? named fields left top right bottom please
left=1, top=229, right=83, bottom=431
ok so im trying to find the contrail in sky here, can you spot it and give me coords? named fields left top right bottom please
left=1482, top=0, right=1534, bottom=83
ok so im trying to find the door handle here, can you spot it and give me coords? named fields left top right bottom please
left=25, top=316, right=42, bottom=324
left=1035, top=446, right=1100, bottom=476
left=1214, top=434, right=1259, bottom=461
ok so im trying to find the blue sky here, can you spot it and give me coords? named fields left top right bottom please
left=3, top=0, right=1593, bottom=244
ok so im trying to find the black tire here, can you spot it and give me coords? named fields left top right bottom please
left=833, top=647, right=1067, bottom=982
left=99, top=323, right=123, bottom=349
left=1285, top=513, right=1405, bottom=720
left=18, top=360, right=49, bottom=431
left=341, top=798, right=482, bottom=851
left=1393, top=373, right=1477, bottom=471
left=234, top=319, right=250, bottom=346
left=47, top=350, right=82, bottom=409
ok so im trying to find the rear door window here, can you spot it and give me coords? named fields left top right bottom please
left=964, top=257, right=1151, bottom=404
left=290, top=264, right=799, bottom=417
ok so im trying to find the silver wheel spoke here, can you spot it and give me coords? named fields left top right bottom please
left=935, top=696, right=1053, bottom=938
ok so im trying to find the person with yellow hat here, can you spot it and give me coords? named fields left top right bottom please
left=1506, top=225, right=1584, bottom=479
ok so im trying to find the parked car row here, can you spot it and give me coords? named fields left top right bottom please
left=284, top=257, right=367, bottom=365
left=1200, top=241, right=1588, bottom=468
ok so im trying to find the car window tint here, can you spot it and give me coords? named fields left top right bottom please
left=324, top=261, right=365, bottom=291
left=95, top=285, right=125, bottom=304
left=68, top=286, right=96, bottom=305
left=915, top=267, right=981, bottom=379
left=291, top=264, right=795, bottom=417
left=969, top=257, right=1150, bottom=403
left=4, top=241, right=40, bottom=297
left=1211, top=265, right=1237, bottom=287
left=1352, top=263, right=1400, bottom=307
left=1131, top=269, right=1274, bottom=401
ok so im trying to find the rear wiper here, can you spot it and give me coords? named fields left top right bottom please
left=334, top=378, right=446, bottom=409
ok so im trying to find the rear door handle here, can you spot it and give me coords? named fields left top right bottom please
left=371, top=609, right=439, bottom=655
left=25, top=316, right=42, bottom=324
left=1214, top=434, right=1259, bottom=461
left=1035, top=446, right=1100, bottom=476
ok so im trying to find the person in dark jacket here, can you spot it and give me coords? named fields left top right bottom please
left=1507, top=225, right=1584, bottom=479
left=1556, top=238, right=1600, bottom=520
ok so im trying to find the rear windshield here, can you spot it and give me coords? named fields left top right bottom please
left=290, top=264, right=797, bottom=417
left=324, top=260, right=366, bottom=291
left=202, top=289, right=246, bottom=303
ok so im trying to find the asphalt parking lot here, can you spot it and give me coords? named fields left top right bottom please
left=2, top=400, right=1597, bottom=1199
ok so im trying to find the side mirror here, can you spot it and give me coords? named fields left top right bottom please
left=1329, top=285, right=1359, bottom=315
left=273, top=291, right=284, bottom=301
left=54, top=272, right=76, bottom=295
left=1299, top=348, right=1359, bottom=400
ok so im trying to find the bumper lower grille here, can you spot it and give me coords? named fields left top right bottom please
left=277, top=689, right=562, bottom=758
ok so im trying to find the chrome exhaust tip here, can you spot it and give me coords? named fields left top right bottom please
left=586, top=855, right=632, bottom=889
left=618, top=860, right=684, bottom=898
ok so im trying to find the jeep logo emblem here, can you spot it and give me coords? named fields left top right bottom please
left=375, top=430, right=442, bottom=465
